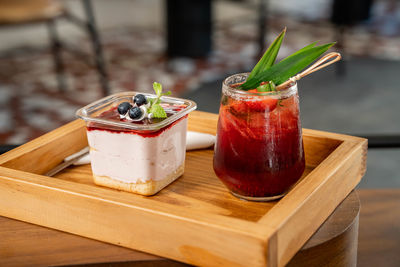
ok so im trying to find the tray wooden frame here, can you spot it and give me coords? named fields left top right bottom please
left=0, top=111, right=367, bottom=267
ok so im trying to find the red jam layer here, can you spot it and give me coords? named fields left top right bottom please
left=87, top=106, right=187, bottom=138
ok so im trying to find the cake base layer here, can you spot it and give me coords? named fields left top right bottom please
left=92, top=164, right=185, bottom=196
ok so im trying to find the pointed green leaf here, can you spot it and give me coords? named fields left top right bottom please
left=161, top=91, right=172, bottom=96
left=288, top=41, right=318, bottom=57
left=247, top=28, right=286, bottom=80
left=153, top=82, right=162, bottom=97
left=240, top=42, right=335, bottom=90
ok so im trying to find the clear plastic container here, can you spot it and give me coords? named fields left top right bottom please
left=76, top=92, right=197, bottom=196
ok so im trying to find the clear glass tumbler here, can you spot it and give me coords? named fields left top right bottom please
left=213, top=73, right=306, bottom=201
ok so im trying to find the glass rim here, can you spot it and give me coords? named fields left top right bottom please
left=75, top=91, right=197, bottom=132
left=222, top=72, right=297, bottom=97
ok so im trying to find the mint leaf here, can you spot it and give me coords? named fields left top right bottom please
left=161, top=91, right=172, bottom=96
left=248, top=28, right=286, bottom=81
left=150, top=104, right=167, bottom=118
left=148, top=97, right=161, bottom=106
left=153, top=82, right=162, bottom=97
left=154, top=98, right=161, bottom=105
left=257, top=81, right=276, bottom=92
left=149, top=82, right=170, bottom=118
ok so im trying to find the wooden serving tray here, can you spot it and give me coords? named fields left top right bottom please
left=0, top=111, right=367, bottom=267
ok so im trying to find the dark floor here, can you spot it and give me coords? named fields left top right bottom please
left=183, top=57, right=400, bottom=188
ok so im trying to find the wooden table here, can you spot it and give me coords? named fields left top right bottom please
left=1, top=189, right=397, bottom=267
left=357, top=189, right=400, bottom=267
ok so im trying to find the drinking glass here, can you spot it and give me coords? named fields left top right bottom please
left=213, top=73, right=305, bottom=201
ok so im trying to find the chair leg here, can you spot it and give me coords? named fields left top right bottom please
left=82, top=0, right=110, bottom=96
left=47, top=19, right=67, bottom=92
left=258, top=0, right=268, bottom=57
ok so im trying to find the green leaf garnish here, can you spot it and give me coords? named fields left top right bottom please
left=149, top=103, right=167, bottom=118
left=148, top=98, right=155, bottom=106
left=153, top=82, right=163, bottom=97
left=256, top=81, right=276, bottom=92
left=240, top=42, right=335, bottom=90
left=288, top=41, right=319, bottom=57
left=161, top=91, right=172, bottom=97
left=150, top=82, right=171, bottom=119
left=247, top=28, right=286, bottom=81
left=238, top=28, right=335, bottom=91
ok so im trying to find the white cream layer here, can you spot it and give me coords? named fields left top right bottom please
left=87, top=118, right=187, bottom=183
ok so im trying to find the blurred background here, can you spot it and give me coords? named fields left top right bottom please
left=0, top=0, right=399, bottom=188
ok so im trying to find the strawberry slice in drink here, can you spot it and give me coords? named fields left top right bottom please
left=246, top=89, right=279, bottom=112
left=230, top=98, right=278, bottom=114
left=230, top=92, right=278, bottom=115
left=220, top=105, right=260, bottom=140
left=245, top=98, right=278, bottom=112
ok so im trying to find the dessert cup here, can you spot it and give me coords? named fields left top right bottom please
left=213, top=73, right=305, bottom=201
left=76, top=92, right=196, bottom=195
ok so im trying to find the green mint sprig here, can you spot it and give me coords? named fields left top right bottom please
left=257, top=81, right=276, bottom=92
left=149, top=82, right=171, bottom=118
left=239, top=28, right=335, bottom=91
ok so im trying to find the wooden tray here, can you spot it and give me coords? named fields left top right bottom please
left=0, top=111, right=367, bottom=267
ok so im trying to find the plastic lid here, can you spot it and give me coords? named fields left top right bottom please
left=76, top=92, right=197, bottom=132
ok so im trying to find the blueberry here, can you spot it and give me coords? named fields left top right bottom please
left=134, top=94, right=147, bottom=106
left=117, top=102, right=132, bottom=115
left=128, top=106, right=142, bottom=119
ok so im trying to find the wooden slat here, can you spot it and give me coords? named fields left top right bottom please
left=0, top=0, right=65, bottom=25
left=0, top=120, right=87, bottom=174
left=0, top=216, right=161, bottom=267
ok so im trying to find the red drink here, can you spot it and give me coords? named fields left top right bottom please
left=213, top=73, right=305, bottom=201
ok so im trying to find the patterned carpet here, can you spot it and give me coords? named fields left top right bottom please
left=1, top=16, right=400, bottom=145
